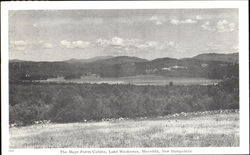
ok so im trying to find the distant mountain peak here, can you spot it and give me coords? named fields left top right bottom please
left=66, top=56, right=114, bottom=63
left=91, top=55, right=148, bottom=65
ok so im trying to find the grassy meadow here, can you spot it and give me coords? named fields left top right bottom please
left=9, top=112, right=239, bottom=148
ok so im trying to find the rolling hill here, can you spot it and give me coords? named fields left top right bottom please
left=87, top=56, right=148, bottom=65
left=66, top=56, right=114, bottom=63
left=9, top=53, right=239, bottom=82
left=193, top=53, right=238, bottom=63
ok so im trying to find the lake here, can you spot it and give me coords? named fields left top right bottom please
left=39, top=75, right=221, bottom=86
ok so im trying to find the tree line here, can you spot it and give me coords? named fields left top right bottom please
left=9, top=77, right=239, bottom=125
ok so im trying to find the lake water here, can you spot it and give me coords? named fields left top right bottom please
left=39, top=75, right=221, bottom=86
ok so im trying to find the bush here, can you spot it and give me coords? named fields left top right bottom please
left=10, top=102, right=44, bottom=125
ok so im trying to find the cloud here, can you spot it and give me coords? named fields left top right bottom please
left=32, top=23, right=38, bottom=28
left=96, top=38, right=110, bottom=47
left=10, top=40, right=57, bottom=51
left=11, top=39, right=91, bottom=51
left=195, top=15, right=203, bottom=20
left=12, top=40, right=28, bottom=46
left=11, top=38, right=177, bottom=54
left=216, top=20, right=236, bottom=32
left=168, top=41, right=175, bottom=46
left=42, top=43, right=54, bottom=49
left=60, top=40, right=73, bottom=48
left=95, top=37, right=175, bottom=53
left=149, top=16, right=166, bottom=25
left=35, top=40, right=55, bottom=49
left=201, top=21, right=216, bottom=31
left=145, top=41, right=176, bottom=50
left=95, top=37, right=125, bottom=47
left=72, top=41, right=90, bottom=48
left=201, top=20, right=236, bottom=32
left=11, top=38, right=176, bottom=54
left=170, top=19, right=180, bottom=25
left=10, top=40, right=29, bottom=51
left=183, top=19, right=197, bottom=24
left=155, top=21, right=163, bottom=25
left=170, top=18, right=197, bottom=25
left=60, top=40, right=90, bottom=49
left=110, top=37, right=124, bottom=46
left=149, top=16, right=159, bottom=21
left=10, top=40, right=89, bottom=50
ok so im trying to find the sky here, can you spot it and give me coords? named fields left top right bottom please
left=9, top=9, right=238, bottom=61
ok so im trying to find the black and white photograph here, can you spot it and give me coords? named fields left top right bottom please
left=1, top=1, right=249, bottom=155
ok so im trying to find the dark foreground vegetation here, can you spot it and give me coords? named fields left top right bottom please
left=9, top=77, right=239, bottom=125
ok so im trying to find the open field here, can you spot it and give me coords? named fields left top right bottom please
left=40, top=75, right=221, bottom=85
left=9, top=112, right=239, bottom=148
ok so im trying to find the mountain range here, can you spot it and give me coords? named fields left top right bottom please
left=9, top=53, right=239, bottom=82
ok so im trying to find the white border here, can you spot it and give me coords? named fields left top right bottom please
left=1, top=1, right=249, bottom=155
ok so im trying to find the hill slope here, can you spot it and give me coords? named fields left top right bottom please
left=66, top=56, right=114, bottom=63
left=193, top=53, right=238, bottom=63
left=91, top=56, right=148, bottom=65
left=9, top=53, right=239, bottom=81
